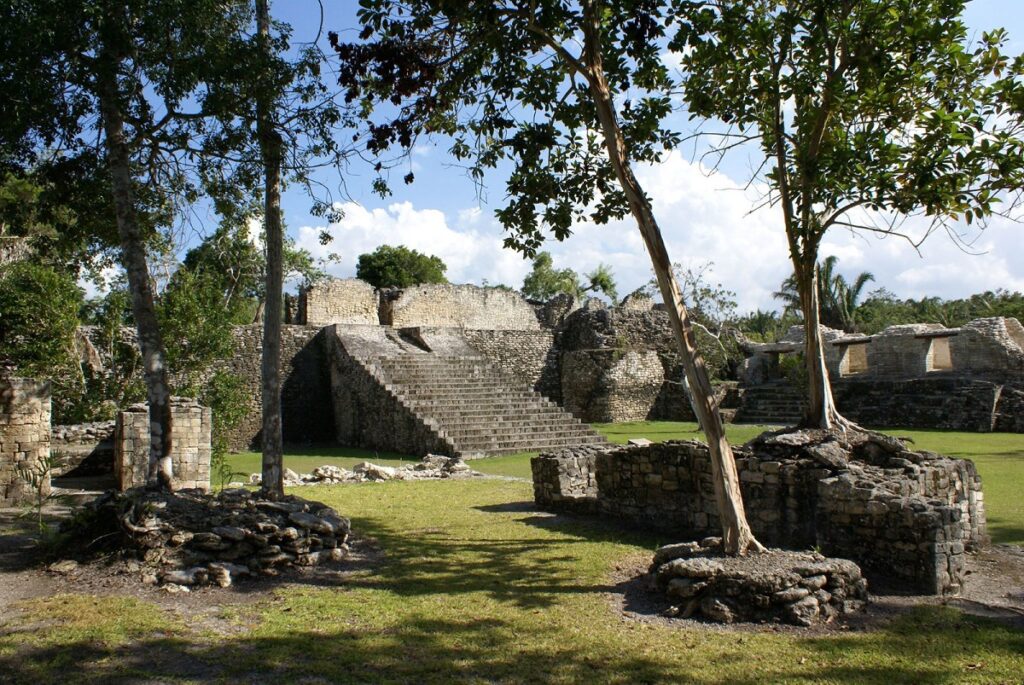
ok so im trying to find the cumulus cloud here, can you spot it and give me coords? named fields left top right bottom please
left=293, top=151, right=1024, bottom=312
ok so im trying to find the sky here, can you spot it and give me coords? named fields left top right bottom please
left=265, top=0, right=1024, bottom=312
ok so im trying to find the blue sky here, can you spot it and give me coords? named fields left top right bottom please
left=266, top=1, right=1024, bottom=312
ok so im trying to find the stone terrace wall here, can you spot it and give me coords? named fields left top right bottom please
left=532, top=435, right=986, bottom=594
left=299, top=278, right=379, bottom=327
left=218, top=324, right=335, bottom=450
left=461, top=329, right=560, bottom=400
left=51, top=421, right=116, bottom=477
left=384, top=284, right=541, bottom=330
left=0, top=378, right=51, bottom=506
left=115, top=398, right=212, bottom=491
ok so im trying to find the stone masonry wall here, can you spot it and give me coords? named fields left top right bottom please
left=299, top=278, right=379, bottom=327
left=461, top=329, right=561, bottom=401
left=0, top=378, right=51, bottom=506
left=561, top=350, right=664, bottom=422
left=218, top=324, right=335, bottom=450
left=384, top=284, right=541, bottom=330
left=532, top=435, right=986, bottom=594
left=115, top=398, right=212, bottom=491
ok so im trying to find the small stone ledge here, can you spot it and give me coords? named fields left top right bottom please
left=650, top=539, right=869, bottom=626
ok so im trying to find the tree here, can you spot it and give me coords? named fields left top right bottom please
left=337, top=0, right=762, bottom=554
left=0, top=262, right=84, bottom=418
left=356, top=245, right=448, bottom=288
left=677, top=0, right=1024, bottom=428
left=521, top=252, right=618, bottom=301
left=521, top=252, right=582, bottom=300
left=647, top=261, right=737, bottom=330
left=774, top=256, right=874, bottom=332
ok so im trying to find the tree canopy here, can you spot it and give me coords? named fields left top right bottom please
left=521, top=252, right=618, bottom=302
left=356, top=244, right=448, bottom=288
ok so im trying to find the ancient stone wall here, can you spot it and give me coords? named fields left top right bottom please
left=115, top=398, right=212, bottom=491
left=0, top=378, right=51, bottom=506
left=460, top=329, right=560, bottom=400
left=298, top=278, right=379, bottom=327
left=532, top=435, right=986, bottom=594
left=51, top=421, right=116, bottom=477
left=384, top=284, right=541, bottom=330
left=950, top=317, right=1024, bottom=375
left=218, top=324, right=335, bottom=450
left=561, top=350, right=664, bottom=422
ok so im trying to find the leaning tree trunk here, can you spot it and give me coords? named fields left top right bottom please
left=97, top=47, right=174, bottom=490
left=580, top=3, right=762, bottom=555
left=257, top=0, right=284, bottom=500
left=795, top=259, right=845, bottom=429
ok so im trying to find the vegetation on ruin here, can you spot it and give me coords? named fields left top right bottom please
left=2, top=473, right=1023, bottom=683
left=522, top=252, right=619, bottom=302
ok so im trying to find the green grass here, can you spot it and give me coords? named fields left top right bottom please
left=2, top=478, right=1022, bottom=683
left=228, top=446, right=416, bottom=480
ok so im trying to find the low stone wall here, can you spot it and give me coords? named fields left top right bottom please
left=51, top=421, right=116, bottom=476
left=384, top=284, right=541, bottom=330
left=0, top=378, right=51, bottom=506
left=532, top=433, right=986, bottom=594
left=115, top=398, right=212, bottom=491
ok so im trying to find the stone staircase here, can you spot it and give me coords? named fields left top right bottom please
left=733, top=381, right=807, bottom=426
left=376, top=354, right=606, bottom=457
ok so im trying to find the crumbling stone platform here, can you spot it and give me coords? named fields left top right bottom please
left=532, top=429, right=987, bottom=595
left=651, top=538, right=868, bottom=626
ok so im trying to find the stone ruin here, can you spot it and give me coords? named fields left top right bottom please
left=532, top=430, right=986, bottom=596
left=115, top=398, right=212, bottom=491
left=650, top=539, right=869, bottom=626
left=0, top=377, right=52, bottom=506
left=739, top=317, right=1024, bottom=429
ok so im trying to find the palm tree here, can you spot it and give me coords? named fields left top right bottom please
left=774, top=256, right=874, bottom=332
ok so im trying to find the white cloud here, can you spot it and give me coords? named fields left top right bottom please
left=292, top=151, right=1024, bottom=312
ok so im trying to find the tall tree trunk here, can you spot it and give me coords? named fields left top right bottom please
left=580, top=2, right=762, bottom=555
left=796, top=260, right=845, bottom=429
left=96, top=43, right=174, bottom=490
left=257, top=0, right=284, bottom=499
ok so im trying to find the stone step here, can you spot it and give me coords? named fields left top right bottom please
left=420, top=409, right=582, bottom=424
left=437, top=423, right=594, bottom=440
left=455, top=435, right=607, bottom=455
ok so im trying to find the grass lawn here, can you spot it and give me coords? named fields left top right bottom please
left=3, top=477, right=1022, bottom=683
left=2, top=422, right=1020, bottom=683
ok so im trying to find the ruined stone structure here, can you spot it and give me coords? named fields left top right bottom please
left=115, top=398, right=212, bottom=491
left=0, top=378, right=51, bottom=506
left=737, top=317, right=1024, bottom=429
left=532, top=432, right=986, bottom=595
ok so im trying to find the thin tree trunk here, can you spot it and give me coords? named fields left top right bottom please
left=580, top=2, right=762, bottom=555
left=796, top=260, right=845, bottom=429
left=257, top=0, right=284, bottom=499
left=97, top=43, right=174, bottom=490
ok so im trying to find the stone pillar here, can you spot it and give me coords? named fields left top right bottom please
left=115, top=397, right=212, bottom=491
left=0, top=378, right=51, bottom=506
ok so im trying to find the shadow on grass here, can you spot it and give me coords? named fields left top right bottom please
left=2, top=604, right=1021, bottom=684
left=985, top=516, right=1024, bottom=546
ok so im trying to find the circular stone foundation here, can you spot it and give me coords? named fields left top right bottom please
left=650, top=538, right=869, bottom=626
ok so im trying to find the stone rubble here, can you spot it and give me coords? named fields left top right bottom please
left=650, top=538, right=869, bottom=626
left=58, top=487, right=351, bottom=589
left=241, top=454, right=481, bottom=488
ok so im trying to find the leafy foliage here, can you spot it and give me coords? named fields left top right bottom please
left=774, top=256, right=875, bottom=332
left=521, top=252, right=617, bottom=302
left=0, top=262, right=84, bottom=418
left=356, top=244, right=448, bottom=288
